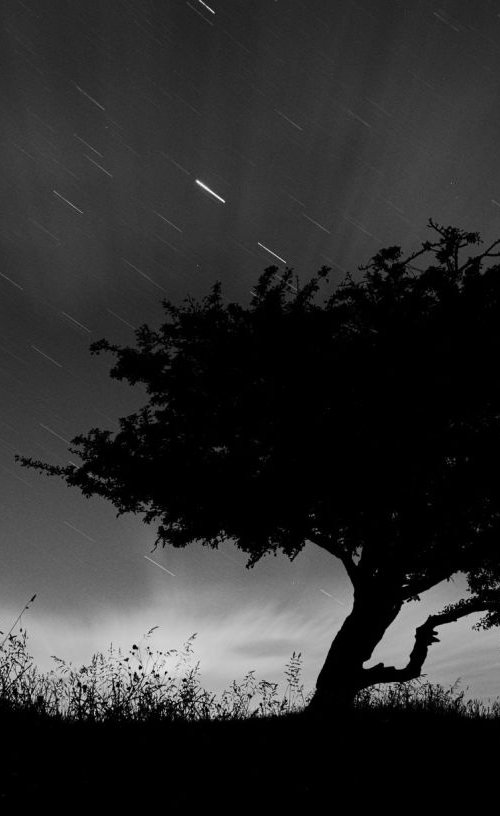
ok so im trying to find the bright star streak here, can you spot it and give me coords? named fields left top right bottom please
left=31, top=345, right=63, bottom=368
left=275, top=110, right=303, bottom=131
left=39, top=423, right=71, bottom=444
left=302, top=213, right=331, bottom=234
left=53, top=190, right=84, bottom=214
left=0, top=272, right=23, bottom=290
left=106, top=308, right=136, bottom=331
left=144, top=555, right=176, bottom=576
left=61, top=312, right=91, bottom=333
left=85, top=154, right=113, bottom=178
left=73, top=83, right=106, bottom=111
left=257, top=242, right=287, bottom=264
left=153, top=211, right=183, bottom=232
left=319, top=589, right=345, bottom=606
left=121, top=258, right=167, bottom=292
left=73, top=133, right=103, bottom=156
left=63, top=521, right=96, bottom=542
left=198, top=0, right=215, bottom=12
left=195, top=179, right=226, bottom=203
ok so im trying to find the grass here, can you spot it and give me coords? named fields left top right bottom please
left=0, top=626, right=313, bottom=724
left=1, top=618, right=499, bottom=806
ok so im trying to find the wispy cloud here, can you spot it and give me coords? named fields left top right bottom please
left=1, top=574, right=498, bottom=704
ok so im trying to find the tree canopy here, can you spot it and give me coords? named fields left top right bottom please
left=17, top=218, right=500, bottom=711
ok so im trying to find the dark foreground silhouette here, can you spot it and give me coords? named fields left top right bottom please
left=0, top=624, right=495, bottom=809
left=0, top=700, right=498, bottom=809
left=17, top=219, right=500, bottom=717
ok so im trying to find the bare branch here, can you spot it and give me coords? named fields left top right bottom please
left=399, top=243, right=439, bottom=268
left=458, top=237, right=500, bottom=272
left=358, top=596, right=500, bottom=689
left=428, top=217, right=447, bottom=237
left=358, top=242, right=438, bottom=272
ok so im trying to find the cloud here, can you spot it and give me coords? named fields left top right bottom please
left=0, top=586, right=337, bottom=707
left=1, top=572, right=499, bottom=709
left=231, top=637, right=299, bottom=659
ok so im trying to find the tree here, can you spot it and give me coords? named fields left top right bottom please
left=16, top=218, right=500, bottom=719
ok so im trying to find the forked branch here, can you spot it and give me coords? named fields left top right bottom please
left=358, top=597, right=500, bottom=689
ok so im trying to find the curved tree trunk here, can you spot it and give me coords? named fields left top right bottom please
left=307, top=582, right=403, bottom=720
left=305, top=582, right=500, bottom=723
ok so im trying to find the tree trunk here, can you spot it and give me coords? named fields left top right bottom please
left=307, top=582, right=402, bottom=721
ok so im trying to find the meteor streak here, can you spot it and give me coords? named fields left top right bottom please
left=195, top=179, right=226, bottom=203
left=257, top=242, right=287, bottom=264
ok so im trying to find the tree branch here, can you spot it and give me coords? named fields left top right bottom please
left=458, top=237, right=500, bottom=271
left=358, top=597, right=500, bottom=689
left=309, top=534, right=359, bottom=586
left=399, top=242, right=440, bottom=268
left=401, top=568, right=454, bottom=602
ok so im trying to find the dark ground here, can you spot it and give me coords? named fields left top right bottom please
left=0, top=707, right=496, bottom=809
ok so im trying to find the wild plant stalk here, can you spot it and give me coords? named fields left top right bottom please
left=0, top=622, right=315, bottom=723
left=0, top=613, right=498, bottom=725
left=0, top=594, right=37, bottom=651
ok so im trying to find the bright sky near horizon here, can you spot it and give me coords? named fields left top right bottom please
left=1, top=0, right=500, bottom=705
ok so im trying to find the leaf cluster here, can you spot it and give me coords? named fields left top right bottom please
left=15, top=221, right=500, bottom=603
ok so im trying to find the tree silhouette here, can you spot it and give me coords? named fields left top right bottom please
left=16, top=218, right=500, bottom=718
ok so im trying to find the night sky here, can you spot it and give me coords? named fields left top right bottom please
left=1, top=0, right=500, bottom=704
